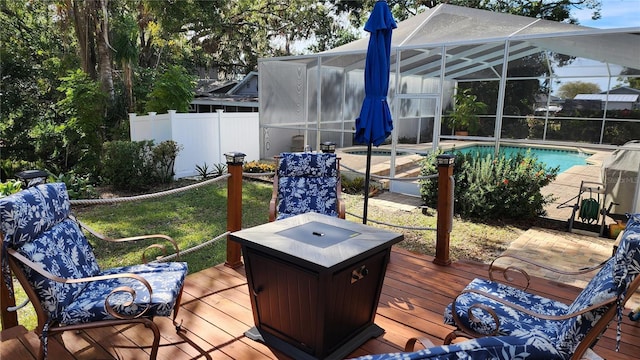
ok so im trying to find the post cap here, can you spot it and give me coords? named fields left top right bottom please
left=436, top=154, right=456, bottom=166
left=224, top=152, right=246, bottom=165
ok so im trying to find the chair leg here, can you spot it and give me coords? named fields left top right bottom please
left=174, top=319, right=212, bottom=360
left=143, top=319, right=161, bottom=360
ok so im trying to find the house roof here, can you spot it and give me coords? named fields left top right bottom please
left=194, top=79, right=238, bottom=96
left=227, top=71, right=258, bottom=95
left=574, top=94, right=639, bottom=102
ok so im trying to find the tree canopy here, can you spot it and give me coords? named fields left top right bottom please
left=558, top=81, right=602, bottom=99
left=1, top=0, right=607, bottom=181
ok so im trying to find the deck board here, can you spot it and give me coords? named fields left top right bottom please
left=2, top=247, right=639, bottom=359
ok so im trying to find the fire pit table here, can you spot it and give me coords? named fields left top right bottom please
left=230, top=212, right=403, bottom=360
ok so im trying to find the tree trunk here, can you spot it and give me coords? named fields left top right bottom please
left=66, top=0, right=97, bottom=79
left=94, top=0, right=114, bottom=100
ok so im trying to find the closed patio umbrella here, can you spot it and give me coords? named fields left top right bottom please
left=355, top=0, right=396, bottom=224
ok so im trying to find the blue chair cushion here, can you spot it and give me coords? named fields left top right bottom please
left=15, top=218, right=102, bottom=321
left=0, top=182, right=71, bottom=249
left=443, top=277, right=567, bottom=339
left=1, top=183, right=189, bottom=326
left=276, top=176, right=339, bottom=220
left=444, top=213, right=640, bottom=358
left=350, top=334, right=562, bottom=359
left=276, top=152, right=340, bottom=220
left=277, top=152, right=338, bottom=178
left=60, top=262, right=188, bottom=325
left=1, top=184, right=101, bottom=320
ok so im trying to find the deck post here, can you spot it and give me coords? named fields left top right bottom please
left=434, top=154, right=455, bottom=266
left=0, top=231, right=19, bottom=330
left=225, top=152, right=246, bottom=268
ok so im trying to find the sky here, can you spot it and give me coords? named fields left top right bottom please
left=552, top=0, right=640, bottom=93
left=574, top=0, right=640, bottom=28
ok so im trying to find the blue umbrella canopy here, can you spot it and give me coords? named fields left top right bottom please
left=354, top=0, right=397, bottom=147
left=355, top=1, right=396, bottom=224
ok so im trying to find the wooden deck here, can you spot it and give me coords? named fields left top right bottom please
left=2, top=247, right=640, bottom=359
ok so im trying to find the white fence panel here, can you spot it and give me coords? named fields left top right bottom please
left=219, top=112, right=260, bottom=162
left=170, top=111, right=221, bottom=179
left=129, top=112, right=172, bottom=142
left=129, top=110, right=260, bottom=179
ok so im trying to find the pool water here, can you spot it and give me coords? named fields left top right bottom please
left=454, top=145, right=590, bottom=173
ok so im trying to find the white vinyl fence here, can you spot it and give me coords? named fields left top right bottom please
left=129, top=110, right=260, bottom=179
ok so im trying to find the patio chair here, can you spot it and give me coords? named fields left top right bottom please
left=269, top=152, right=345, bottom=221
left=443, top=213, right=640, bottom=360
left=350, top=333, right=564, bottom=359
left=0, top=183, right=210, bottom=360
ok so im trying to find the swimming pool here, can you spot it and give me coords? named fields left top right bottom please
left=453, top=145, right=590, bottom=173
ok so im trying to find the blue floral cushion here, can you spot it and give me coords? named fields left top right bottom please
left=16, top=218, right=101, bottom=321
left=611, top=213, right=640, bottom=349
left=443, top=278, right=567, bottom=339
left=350, top=334, right=562, bottom=359
left=276, top=152, right=339, bottom=220
left=1, top=183, right=188, bottom=327
left=0, top=182, right=70, bottom=249
left=1, top=184, right=100, bottom=320
left=444, top=213, right=640, bottom=359
left=60, top=262, right=188, bottom=325
left=554, top=258, right=616, bottom=357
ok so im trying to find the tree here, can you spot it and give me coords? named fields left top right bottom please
left=145, top=66, right=196, bottom=113
left=557, top=81, right=601, bottom=99
left=59, top=0, right=115, bottom=99
left=144, top=1, right=355, bottom=77
left=112, top=12, right=140, bottom=112
left=337, top=0, right=602, bottom=27
left=56, top=70, right=108, bottom=173
left=0, top=0, right=75, bottom=175
left=619, top=67, right=640, bottom=90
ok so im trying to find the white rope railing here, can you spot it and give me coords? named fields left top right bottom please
left=151, top=232, right=230, bottom=263
left=341, top=164, right=438, bottom=181
left=346, top=211, right=437, bottom=231
left=66, top=166, right=440, bottom=251
left=242, top=171, right=275, bottom=179
left=70, top=174, right=230, bottom=205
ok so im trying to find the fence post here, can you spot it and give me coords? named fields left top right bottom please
left=225, top=152, right=245, bottom=268
left=434, top=154, right=455, bottom=266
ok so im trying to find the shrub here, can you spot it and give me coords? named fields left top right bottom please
left=102, top=140, right=157, bottom=190
left=0, top=180, right=22, bottom=197
left=419, top=149, right=558, bottom=220
left=195, top=163, right=213, bottom=179
left=243, top=161, right=275, bottom=173
left=212, top=163, right=227, bottom=177
left=341, top=175, right=365, bottom=194
left=152, top=140, right=182, bottom=183
left=145, top=65, right=195, bottom=113
left=195, top=162, right=227, bottom=179
left=50, top=171, right=98, bottom=199
left=102, top=140, right=181, bottom=190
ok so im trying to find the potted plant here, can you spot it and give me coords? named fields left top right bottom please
left=446, top=88, right=488, bottom=136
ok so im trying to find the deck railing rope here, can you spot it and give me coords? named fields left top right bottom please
left=341, top=163, right=438, bottom=181
left=151, top=232, right=230, bottom=263
left=66, top=157, right=454, bottom=266
left=70, top=174, right=230, bottom=206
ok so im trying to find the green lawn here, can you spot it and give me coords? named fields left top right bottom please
left=4, top=178, right=526, bottom=331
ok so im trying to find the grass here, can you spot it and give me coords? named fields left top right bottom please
left=5, top=178, right=533, bottom=331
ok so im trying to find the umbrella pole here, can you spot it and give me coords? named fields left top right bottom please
left=363, top=142, right=373, bottom=224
